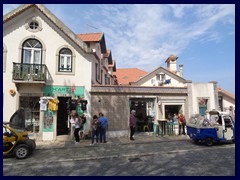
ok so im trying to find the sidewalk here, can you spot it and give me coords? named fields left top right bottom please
left=36, top=133, right=189, bottom=150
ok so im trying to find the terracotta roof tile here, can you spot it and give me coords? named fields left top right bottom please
left=218, top=87, right=235, bottom=100
left=77, top=33, right=103, bottom=42
left=113, top=68, right=148, bottom=85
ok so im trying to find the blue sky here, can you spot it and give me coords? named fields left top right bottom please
left=3, top=4, right=235, bottom=94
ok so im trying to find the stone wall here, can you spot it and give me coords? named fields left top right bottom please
left=91, top=94, right=130, bottom=137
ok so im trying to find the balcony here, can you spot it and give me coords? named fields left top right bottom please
left=12, top=63, right=48, bottom=83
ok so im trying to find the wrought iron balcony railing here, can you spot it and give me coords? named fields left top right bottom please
left=12, top=63, right=47, bottom=82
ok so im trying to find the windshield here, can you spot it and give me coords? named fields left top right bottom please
left=9, top=108, right=25, bottom=130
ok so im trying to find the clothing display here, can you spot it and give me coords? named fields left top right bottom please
left=69, top=99, right=78, bottom=111
left=39, top=99, right=48, bottom=111
left=48, top=98, right=59, bottom=111
left=80, top=100, right=88, bottom=111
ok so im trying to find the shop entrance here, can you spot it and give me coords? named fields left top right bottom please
left=129, top=98, right=155, bottom=132
left=57, top=97, right=71, bottom=135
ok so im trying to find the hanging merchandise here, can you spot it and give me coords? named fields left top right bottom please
left=48, top=98, right=59, bottom=111
left=69, top=99, right=78, bottom=111
left=76, top=104, right=82, bottom=115
left=80, top=100, right=88, bottom=111
left=39, top=99, right=49, bottom=111
left=39, top=96, right=54, bottom=111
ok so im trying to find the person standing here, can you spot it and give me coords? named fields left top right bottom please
left=99, top=112, right=108, bottom=143
left=129, top=110, right=137, bottom=140
left=178, top=111, right=186, bottom=135
left=70, top=112, right=82, bottom=144
left=90, top=115, right=101, bottom=145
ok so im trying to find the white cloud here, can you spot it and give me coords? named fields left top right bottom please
left=3, top=4, right=234, bottom=74
left=81, top=4, right=233, bottom=72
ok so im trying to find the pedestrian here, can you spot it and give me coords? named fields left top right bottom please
left=178, top=111, right=186, bottom=135
left=129, top=110, right=137, bottom=140
left=70, top=112, right=82, bottom=144
left=99, top=112, right=108, bottom=143
left=173, top=113, right=178, bottom=123
left=90, top=115, right=101, bottom=145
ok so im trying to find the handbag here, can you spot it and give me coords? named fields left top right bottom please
left=182, top=118, right=186, bottom=126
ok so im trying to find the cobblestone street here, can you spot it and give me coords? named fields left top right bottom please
left=3, top=134, right=235, bottom=176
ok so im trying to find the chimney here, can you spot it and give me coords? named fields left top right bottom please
left=165, top=55, right=178, bottom=72
left=179, top=64, right=183, bottom=77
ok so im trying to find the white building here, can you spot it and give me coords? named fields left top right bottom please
left=3, top=4, right=116, bottom=141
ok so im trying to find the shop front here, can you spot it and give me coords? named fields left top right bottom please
left=129, top=97, right=156, bottom=133
left=40, top=85, right=85, bottom=141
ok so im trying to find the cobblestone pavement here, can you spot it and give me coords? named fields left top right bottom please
left=3, top=134, right=235, bottom=176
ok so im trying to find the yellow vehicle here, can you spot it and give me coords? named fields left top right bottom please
left=3, top=108, right=36, bottom=159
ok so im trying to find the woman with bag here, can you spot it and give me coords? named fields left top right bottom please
left=70, top=112, right=82, bottom=144
left=90, top=115, right=101, bottom=145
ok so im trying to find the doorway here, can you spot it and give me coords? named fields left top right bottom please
left=165, top=105, right=182, bottom=119
left=57, top=97, right=71, bottom=135
left=129, top=98, right=155, bottom=132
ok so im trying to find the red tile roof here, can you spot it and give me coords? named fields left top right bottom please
left=218, top=87, right=235, bottom=100
left=113, top=68, right=148, bottom=85
left=77, top=33, right=103, bottom=42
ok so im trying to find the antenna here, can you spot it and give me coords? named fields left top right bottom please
left=86, top=24, right=98, bottom=32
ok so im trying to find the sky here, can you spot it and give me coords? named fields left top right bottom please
left=3, top=4, right=235, bottom=94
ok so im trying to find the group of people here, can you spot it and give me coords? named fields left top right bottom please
left=167, top=112, right=186, bottom=135
left=71, top=109, right=186, bottom=144
left=70, top=112, right=108, bottom=145
left=90, top=112, right=108, bottom=145
left=129, top=110, right=186, bottom=140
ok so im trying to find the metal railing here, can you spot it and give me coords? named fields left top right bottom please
left=12, top=63, right=47, bottom=82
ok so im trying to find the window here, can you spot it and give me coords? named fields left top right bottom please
left=156, top=74, right=165, bottom=86
left=58, top=48, right=72, bottom=72
left=22, top=39, right=42, bottom=65
left=198, top=98, right=208, bottom=115
left=101, top=70, right=103, bottom=84
left=29, top=21, right=39, bottom=30
left=25, top=17, right=42, bottom=32
left=218, top=96, right=223, bottom=111
left=105, top=74, right=108, bottom=85
left=95, top=63, right=100, bottom=82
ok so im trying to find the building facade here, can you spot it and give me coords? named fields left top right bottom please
left=3, top=4, right=235, bottom=140
left=3, top=4, right=116, bottom=141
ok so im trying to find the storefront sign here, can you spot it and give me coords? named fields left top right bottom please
left=43, top=85, right=84, bottom=96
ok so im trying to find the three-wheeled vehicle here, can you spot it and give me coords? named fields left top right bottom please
left=3, top=108, right=36, bottom=159
left=187, top=110, right=235, bottom=146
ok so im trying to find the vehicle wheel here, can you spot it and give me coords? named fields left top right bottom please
left=205, top=138, right=213, bottom=146
left=14, top=144, right=29, bottom=159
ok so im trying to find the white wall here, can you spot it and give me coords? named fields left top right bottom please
left=3, top=7, right=92, bottom=122
left=190, top=83, right=217, bottom=114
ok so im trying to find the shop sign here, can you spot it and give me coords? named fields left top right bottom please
left=43, top=85, right=84, bottom=96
